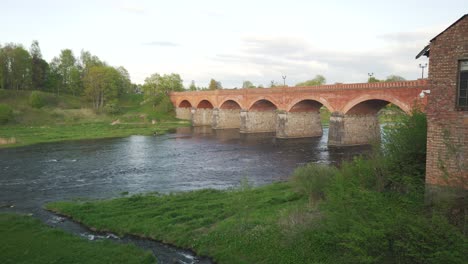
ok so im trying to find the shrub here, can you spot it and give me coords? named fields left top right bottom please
left=0, top=89, right=6, bottom=99
left=29, top=91, right=46, bottom=108
left=154, top=94, right=174, bottom=113
left=382, top=111, right=427, bottom=192
left=291, top=163, right=338, bottom=205
left=303, top=111, right=467, bottom=263
left=104, top=101, right=121, bottom=115
left=0, top=103, right=13, bottom=124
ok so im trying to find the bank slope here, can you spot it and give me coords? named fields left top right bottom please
left=0, top=213, right=156, bottom=264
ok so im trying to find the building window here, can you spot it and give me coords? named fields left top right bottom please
left=458, top=60, right=468, bottom=109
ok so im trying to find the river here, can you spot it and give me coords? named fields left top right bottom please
left=0, top=126, right=371, bottom=263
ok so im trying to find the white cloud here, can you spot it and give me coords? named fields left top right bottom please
left=142, top=41, right=179, bottom=47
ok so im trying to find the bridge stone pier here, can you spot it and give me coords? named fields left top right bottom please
left=175, top=100, right=192, bottom=120
left=328, top=99, right=391, bottom=145
left=240, top=100, right=277, bottom=133
left=212, top=100, right=242, bottom=129
left=192, top=100, right=213, bottom=126
left=328, top=113, right=380, bottom=146
left=276, top=100, right=323, bottom=138
left=170, top=80, right=427, bottom=146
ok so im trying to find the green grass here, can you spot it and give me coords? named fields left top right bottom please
left=0, top=121, right=187, bottom=148
left=47, top=183, right=320, bottom=264
left=320, top=107, right=330, bottom=126
left=0, top=213, right=156, bottom=264
left=46, top=172, right=467, bottom=264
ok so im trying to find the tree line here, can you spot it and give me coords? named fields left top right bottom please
left=0, top=41, right=135, bottom=109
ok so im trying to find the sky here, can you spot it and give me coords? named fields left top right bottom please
left=1, top=0, right=466, bottom=87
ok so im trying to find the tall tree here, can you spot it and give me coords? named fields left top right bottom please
left=0, top=43, right=32, bottom=91
left=160, top=73, right=184, bottom=94
left=30, top=41, right=49, bottom=91
left=143, top=73, right=184, bottom=107
left=83, top=66, right=106, bottom=109
left=242, top=80, right=256, bottom=89
left=0, top=44, right=3, bottom=89
left=79, top=50, right=103, bottom=71
left=142, top=73, right=161, bottom=99
left=83, top=66, right=121, bottom=109
left=52, top=49, right=80, bottom=95
left=116, top=66, right=132, bottom=94
left=189, top=80, right=197, bottom=91
left=295, top=75, right=326, bottom=86
left=368, top=76, right=381, bottom=83
left=208, top=79, right=222, bottom=90
left=385, top=75, right=406, bottom=82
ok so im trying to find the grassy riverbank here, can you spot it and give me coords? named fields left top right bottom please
left=46, top=112, right=467, bottom=264
left=0, top=121, right=186, bottom=148
left=0, top=90, right=189, bottom=148
left=0, top=213, right=156, bottom=264
left=47, top=183, right=312, bottom=263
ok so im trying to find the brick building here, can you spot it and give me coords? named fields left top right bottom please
left=416, top=14, right=468, bottom=196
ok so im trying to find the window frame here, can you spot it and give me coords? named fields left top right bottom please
left=457, top=58, right=468, bottom=110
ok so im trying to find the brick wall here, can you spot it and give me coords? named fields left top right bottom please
left=426, top=17, right=468, bottom=189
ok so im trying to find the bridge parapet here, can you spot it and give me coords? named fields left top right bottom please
left=171, top=80, right=428, bottom=97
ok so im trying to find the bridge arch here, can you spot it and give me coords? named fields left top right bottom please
left=246, top=96, right=278, bottom=111
left=248, top=99, right=278, bottom=111
left=342, top=94, right=411, bottom=115
left=287, top=97, right=334, bottom=112
left=219, top=99, right=243, bottom=109
left=196, top=99, right=214, bottom=109
left=178, top=100, right=192, bottom=108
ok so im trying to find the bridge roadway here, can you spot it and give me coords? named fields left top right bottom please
left=170, top=80, right=428, bottom=146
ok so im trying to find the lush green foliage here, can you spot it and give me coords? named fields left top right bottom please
left=208, top=78, right=222, bottom=90
left=368, top=75, right=407, bottom=83
left=302, top=111, right=465, bottom=263
left=382, top=110, right=427, bottom=191
left=189, top=80, right=197, bottom=91
left=1, top=41, right=137, bottom=111
left=29, top=91, right=45, bottom=108
left=0, top=213, right=156, bottom=264
left=242, top=80, right=256, bottom=88
left=295, top=75, right=326, bottom=86
left=0, top=43, right=32, bottom=90
left=0, top=103, right=13, bottom=124
left=385, top=75, right=406, bottom=82
left=292, top=163, right=338, bottom=205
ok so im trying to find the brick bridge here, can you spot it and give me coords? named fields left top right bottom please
left=170, top=80, right=428, bottom=146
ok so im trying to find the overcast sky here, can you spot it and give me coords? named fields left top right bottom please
left=1, top=0, right=466, bottom=87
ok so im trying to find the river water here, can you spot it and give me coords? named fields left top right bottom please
left=0, top=126, right=370, bottom=263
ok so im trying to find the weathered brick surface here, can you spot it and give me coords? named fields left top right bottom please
left=426, top=16, right=468, bottom=189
